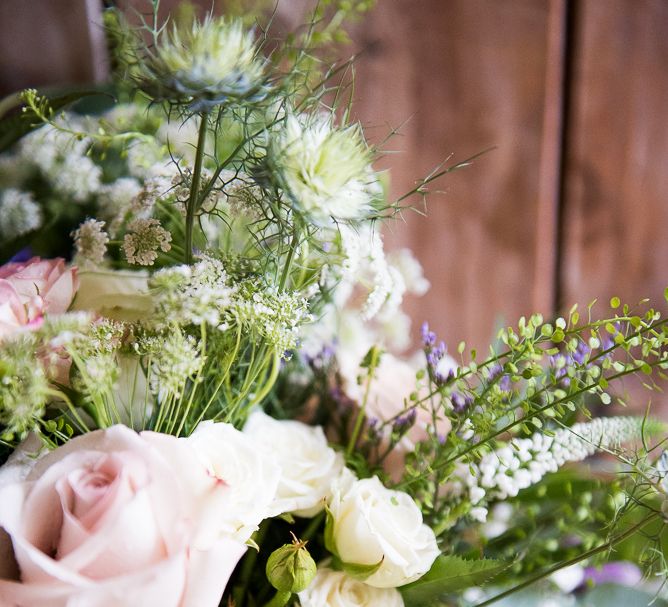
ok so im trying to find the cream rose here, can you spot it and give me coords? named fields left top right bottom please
left=0, top=425, right=247, bottom=607
left=243, top=410, right=344, bottom=517
left=298, top=566, right=404, bottom=607
left=71, top=269, right=152, bottom=321
left=327, top=475, right=439, bottom=588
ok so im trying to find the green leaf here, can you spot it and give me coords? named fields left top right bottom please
left=400, top=555, right=508, bottom=605
left=323, top=506, right=337, bottom=555
left=0, top=87, right=110, bottom=152
left=339, top=556, right=384, bottom=581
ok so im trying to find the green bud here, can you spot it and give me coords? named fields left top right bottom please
left=266, top=535, right=316, bottom=593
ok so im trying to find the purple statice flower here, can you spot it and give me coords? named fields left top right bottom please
left=304, top=342, right=337, bottom=369
left=392, top=409, right=417, bottom=434
left=421, top=322, right=453, bottom=386
left=366, top=417, right=381, bottom=442
left=421, top=321, right=437, bottom=348
left=580, top=561, right=642, bottom=589
left=488, top=362, right=511, bottom=392
left=571, top=341, right=591, bottom=366
left=451, top=391, right=473, bottom=413
left=329, top=385, right=355, bottom=413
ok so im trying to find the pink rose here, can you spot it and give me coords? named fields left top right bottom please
left=0, top=426, right=247, bottom=607
left=0, top=257, right=78, bottom=339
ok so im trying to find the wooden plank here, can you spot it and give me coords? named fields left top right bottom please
left=350, top=0, right=553, bottom=352
left=532, top=0, right=569, bottom=316
left=560, top=0, right=668, bottom=316
left=0, top=0, right=107, bottom=97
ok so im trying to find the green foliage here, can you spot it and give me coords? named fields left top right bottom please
left=400, top=555, right=508, bottom=605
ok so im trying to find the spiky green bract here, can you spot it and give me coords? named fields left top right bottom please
left=139, top=17, right=267, bottom=109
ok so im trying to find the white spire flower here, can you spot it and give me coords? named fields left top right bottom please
left=0, top=189, right=42, bottom=239
left=141, top=17, right=267, bottom=108
left=462, top=416, right=643, bottom=509
left=269, top=115, right=380, bottom=224
left=122, top=218, right=172, bottom=266
left=72, top=219, right=109, bottom=268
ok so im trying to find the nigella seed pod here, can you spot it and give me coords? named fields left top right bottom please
left=266, top=535, right=317, bottom=593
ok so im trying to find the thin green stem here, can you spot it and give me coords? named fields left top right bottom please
left=279, top=229, right=300, bottom=292
left=184, top=111, right=209, bottom=264
left=263, top=590, right=291, bottom=607
left=346, top=347, right=381, bottom=458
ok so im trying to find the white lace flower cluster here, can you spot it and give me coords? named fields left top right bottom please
left=460, top=416, right=642, bottom=521
left=19, top=121, right=101, bottom=202
left=234, top=283, right=312, bottom=355
left=150, top=256, right=238, bottom=329
left=150, top=256, right=311, bottom=354
left=122, top=218, right=173, bottom=266
left=143, top=330, right=203, bottom=402
left=0, top=189, right=42, bottom=239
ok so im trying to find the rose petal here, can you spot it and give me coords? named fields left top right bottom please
left=180, top=538, right=246, bottom=607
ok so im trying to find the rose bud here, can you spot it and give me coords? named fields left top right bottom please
left=266, top=535, right=317, bottom=594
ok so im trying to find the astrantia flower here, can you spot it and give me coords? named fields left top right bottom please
left=123, top=218, right=172, bottom=266
left=140, top=17, right=267, bottom=109
left=72, top=219, right=109, bottom=268
left=268, top=115, right=380, bottom=224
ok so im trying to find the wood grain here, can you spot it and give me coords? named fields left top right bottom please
left=0, top=0, right=107, bottom=96
left=349, top=0, right=554, bottom=352
left=560, top=0, right=668, bottom=317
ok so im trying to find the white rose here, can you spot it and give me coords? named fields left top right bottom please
left=243, top=410, right=344, bottom=517
left=298, top=567, right=404, bottom=607
left=328, top=475, right=439, bottom=588
left=183, top=421, right=280, bottom=542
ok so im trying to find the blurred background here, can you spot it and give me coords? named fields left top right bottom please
left=0, top=0, right=666, bottom=358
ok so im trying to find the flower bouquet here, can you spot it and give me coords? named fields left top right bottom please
left=0, top=3, right=667, bottom=606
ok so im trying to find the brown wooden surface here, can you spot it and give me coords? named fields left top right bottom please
left=560, top=0, right=668, bottom=317
left=0, top=0, right=666, bottom=366
left=349, top=0, right=554, bottom=352
left=0, top=0, right=107, bottom=94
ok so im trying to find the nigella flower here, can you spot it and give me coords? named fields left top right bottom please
left=267, top=114, right=380, bottom=224
left=139, top=17, right=267, bottom=110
